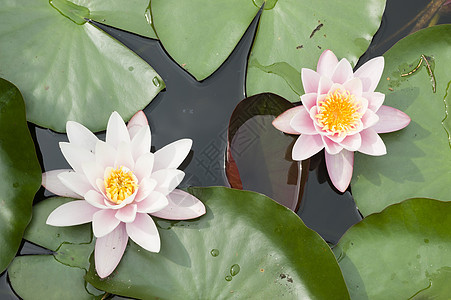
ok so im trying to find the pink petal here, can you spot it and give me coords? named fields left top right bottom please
left=317, top=50, right=338, bottom=77
left=343, top=77, right=363, bottom=96
left=66, top=121, right=98, bottom=153
left=133, top=153, right=154, bottom=181
left=42, top=169, right=82, bottom=199
left=358, top=128, right=387, bottom=156
left=126, top=213, right=160, bottom=252
left=151, top=189, right=206, bottom=220
left=151, top=169, right=185, bottom=195
left=130, top=125, right=151, bottom=162
left=153, top=139, right=192, bottom=172
left=114, top=141, right=134, bottom=170
left=325, top=150, right=354, bottom=193
left=95, top=141, right=117, bottom=170
left=272, top=106, right=303, bottom=134
left=339, top=133, right=362, bottom=151
left=363, top=92, right=385, bottom=112
left=85, top=190, right=108, bottom=209
left=290, top=108, right=317, bottom=135
left=321, top=135, right=343, bottom=155
left=317, top=76, right=334, bottom=95
left=92, top=209, right=121, bottom=238
left=57, top=171, right=93, bottom=198
left=135, top=177, right=157, bottom=202
left=292, top=134, right=324, bottom=161
left=46, top=200, right=99, bottom=226
left=106, top=112, right=130, bottom=149
left=372, top=105, right=411, bottom=133
left=301, top=68, right=321, bottom=94
left=59, top=142, right=95, bottom=173
left=94, top=223, right=128, bottom=278
left=115, top=204, right=138, bottom=223
left=136, top=191, right=169, bottom=213
left=354, top=56, right=384, bottom=93
left=300, top=93, right=318, bottom=112
left=127, top=111, right=148, bottom=140
left=331, top=58, right=354, bottom=84
left=361, top=109, right=380, bottom=129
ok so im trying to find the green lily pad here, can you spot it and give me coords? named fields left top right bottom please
left=0, top=79, right=41, bottom=273
left=334, top=198, right=451, bottom=299
left=0, top=0, right=163, bottom=132
left=8, top=197, right=102, bottom=299
left=86, top=187, right=349, bottom=299
left=150, top=0, right=385, bottom=101
left=351, top=24, right=451, bottom=216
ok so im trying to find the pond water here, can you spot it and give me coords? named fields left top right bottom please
left=1, top=0, right=450, bottom=298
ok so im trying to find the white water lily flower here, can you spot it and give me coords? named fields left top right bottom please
left=43, top=111, right=206, bottom=278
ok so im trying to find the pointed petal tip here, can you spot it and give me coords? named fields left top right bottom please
left=128, top=110, right=148, bottom=128
left=272, top=106, right=303, bottom=135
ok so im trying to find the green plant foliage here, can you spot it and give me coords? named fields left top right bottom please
left=86, top=187, right=349, bottom=299
left=0, top=0, right=163, bottom=132
left=334, top=198, right=451, bottom=299
left=8, top=197, right=102, bottom=299
left=0, top=79, right=41, bottom=273
left=150, top=0, right=385, bottom=103
left=351, top=25, right=451, bottom=216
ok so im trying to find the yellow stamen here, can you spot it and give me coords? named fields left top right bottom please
left=104, top=166, right=138, bottom=204
left=315, top=89, right=362, bottom=136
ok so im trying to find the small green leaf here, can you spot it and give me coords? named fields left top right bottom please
left=0, top=0, right=162, bottom=132
left=351, top=25, right=451, bottom=216
left=334, top=198, right=451, bottom=299
left=0, top=79, right=41, bottom=273
left=9, top=197, right=100, bottom=299
left=86, top=187, right=349, bottom=299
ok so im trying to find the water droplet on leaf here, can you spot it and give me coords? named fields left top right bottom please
left=152, top=77, right=161, bottom=87
left=225, top=275, right=232, bottom=281
left=230, top=264, right=240, bottom=276
left=210, top=249, right=219, bottom=257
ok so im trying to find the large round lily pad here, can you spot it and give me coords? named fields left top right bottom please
left=351, top=24, right=451, bottom=216
left=8, top=197, right=103, bottom=300
left=150, top=0, right=385, bottom=103
left=0, top=0, right=163, bottom=132
left=86, top=187, right=349, bottom=299
left=0, top=79, right=41, bottom=273
left=334, top=198, right=451, bottom=299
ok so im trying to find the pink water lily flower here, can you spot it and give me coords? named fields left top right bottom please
left=273, top=50, right=410, bottom=192
left=43, top=111, right=206, bottom=278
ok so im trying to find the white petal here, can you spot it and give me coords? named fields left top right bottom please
left=66, top=121, right=99, bottom=153
left=137, top=191, right=169, bottom=213
left=95, top=141, right=116, bottom=170
left=106, top=111, right=130, bottom=149
left=133, top=153, right=154, bottom=181
left=59, top=142, right=95, bottom=173
left=153, top=139, right=192, bottom=172
left=92, top=209, right=121, bottom=238
left=58, top=171, right=93, bottom=198
left=85, top=190, right=108, bottom=209
left=115, top=204, right=138, bottom=223
left=127, top=110, right=149, bottom=140
left=46, top=200, right=99, bottom=226
left=126, top=213, right=160, bottom=252
left=82, top=161, right=104, bottom=190
left=135, top=177, right=157, bottom=202
left=150, top=169, right=185, bottom=195
left=151, top=189, right=206, bottom=220
left=114, top=141, right=134, bottom=170
left=42, top=169, right=82, bottom=199
left=130, top=125, right=151, bottom=162
left=94, top=223, right=128, bottom=278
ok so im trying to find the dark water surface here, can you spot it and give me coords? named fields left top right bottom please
left=1, top=0, right=447, bottom=297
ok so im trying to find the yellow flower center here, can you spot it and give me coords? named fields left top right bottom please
left=315, top=89, right=362, bottom=136
left=104, top=166, right=138, bottom=204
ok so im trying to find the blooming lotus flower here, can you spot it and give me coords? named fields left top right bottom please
left=273, top=50, right=410, bottom=192
left=43, top=111, right=206, bottom=278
